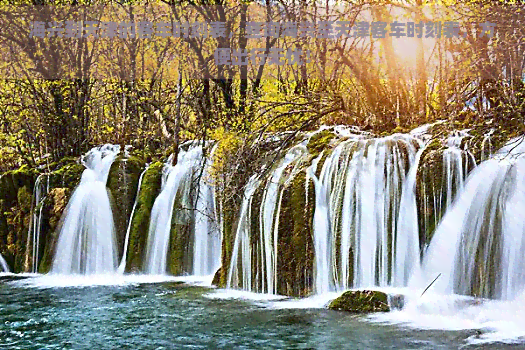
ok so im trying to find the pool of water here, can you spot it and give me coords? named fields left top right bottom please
left=0, top=275, right=524, bottom=349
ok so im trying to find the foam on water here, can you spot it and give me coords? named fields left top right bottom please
left=369, top=290, right=525, bottom=345
left=205, top=289, right=288, bottom=302
left=9, top=273, right=187, bottom=289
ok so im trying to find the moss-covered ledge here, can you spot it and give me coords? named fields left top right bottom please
left=107, top=154, right=147, bottom=259
left=125, top=161, right=164, bottom=272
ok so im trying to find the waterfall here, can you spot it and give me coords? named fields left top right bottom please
left=0, top=253, right=9, bottom=273
left=227, top=144, right=307, bottom=293
left=258, top=145, right=306, bottom=294
left=392, top=142, right=427, bottom=286
left=310, top=134, right=424, bottom=293
left=144, top=143, right=221, bottom=276
left=118, top=165, right=149, bottom=274
left=417, top=131, right=476, bottom=255
left=27, top=174, right=49, bottom=273
left=308, top=151, right=333, bottom=294
left=192, top=153, right=222, bottom=276
left=50, top=145, right=120, bottom=275
left=416, top=137, right=525, bottom=300
left=226, top=175, right=260, bottom=291
left=144, top=147, right=201, bottom=275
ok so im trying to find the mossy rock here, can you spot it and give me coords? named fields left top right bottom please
left=38, top=187, right=71, bottom=273
left=4, top=186, right=34, bottom=272
left=211, top=267, right=222, bottom=286
left=0, top=165, right=39, bottom=205
left=107, top=155, right=146, bottom=259
left=328, top=290, right=390, bottom=313
left=276, top=167, right=315, bottom=297
left=168, top=175, right=195, bottom=275
left=48, top=161, right=85, bottom=189
left=125, top=161, right=164, bottom=272
left=215, top=192, right=242, bottom=287
left=307, top=130, right=336, bottom=158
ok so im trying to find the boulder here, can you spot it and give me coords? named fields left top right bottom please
left=328, top=290, right=390, bottom=313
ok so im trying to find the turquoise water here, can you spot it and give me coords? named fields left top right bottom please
left=0, top=276, right=523, bottom=350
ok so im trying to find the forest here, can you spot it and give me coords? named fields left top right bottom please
left=0, top=1, right=522, bottom=169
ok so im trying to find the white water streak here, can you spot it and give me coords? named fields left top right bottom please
left=0, top=253, right=9, bottom=272
left=118, top=166, right=149, bottom=274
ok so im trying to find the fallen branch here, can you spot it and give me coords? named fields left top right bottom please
left=421, top=273, right=441, bottom=297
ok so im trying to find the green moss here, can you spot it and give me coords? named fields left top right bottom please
left=276, top=167, right=315, bottom=297
left=0, top=165, right=38, bottom=204
left=125, top=161, right=164, bottom=272
left=391, top=125, right=410, bottom=134
left=49, top=161, right=85, bottom=189
left=38, top=188, right=70, bottom=273
left=328, top=290, right=390, bottom=313
left=0, top=164, right=39, bottom=273
left=216, top=192, right=243, bottom=288
left=107, top=155, right=146, bottom=258
left=168, top=177, right=195, bottom=275
left=211, top=266, right=222, bottom=286
left=307, top=130, right=336, bottom=158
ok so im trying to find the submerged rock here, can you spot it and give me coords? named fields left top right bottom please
left=328, top=290, right=390, bottom=313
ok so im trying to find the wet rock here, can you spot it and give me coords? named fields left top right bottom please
left=125, top=161, right=164, bottom=272
left=328, top=290, right=390, bottom=313
left=38, top=187, right=71, bottom=273
left=211, top=267, right=222, bottom=286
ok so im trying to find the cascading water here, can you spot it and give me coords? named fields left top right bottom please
left=367, top=137, right=525, bottom=345
left=118, top=166, right=149, bottom=274
left=144, top=143, right=221, bottom=276
left=145, top=148, right=201, bottom=275
left=417, top=131, right=476, bottom=248
left=50, top=145, right=120, bottom=275
left=27, top=174, right=49, bottom=273
left=227, top=175, right=260, bottom=291
left=192, top=154, right=222, bottom=276
left=415, top=137, right=525, bottom=300
left=0, top=253, right=9, bottom=273
left=227, top=144, right=307, bottom=293
left=310, top=134, right=424, bottom=293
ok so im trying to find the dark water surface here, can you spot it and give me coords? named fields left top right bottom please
left=0, top=277, right=523, bottom=350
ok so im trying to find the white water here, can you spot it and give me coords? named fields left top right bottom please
left=27, top=174, right=49, bottom=273
left=309, top=134, right=424, bottom=293
left=50, top=144, right=120, bottom=275
left=413, top=137, right=525, bottom=300
left=371, top=289, right=525, bottom=345
left=419, top=131, right=475, bottom=245
left=0, top=253, right=9, bottom=272
left=192, top=153, right=222, bottom=276
left=366, top=137, right=525, bottom=345
left=144, top=147, right=202, bottom=275
left=227, top=144, right=307, bottom=293
left=258, top=145, right=307, bottom=294
left=144, top=143, right=221, bottom=276
left=118, top=166, right=149, bottom=274
left=226, top=175, right=260, bottom=291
